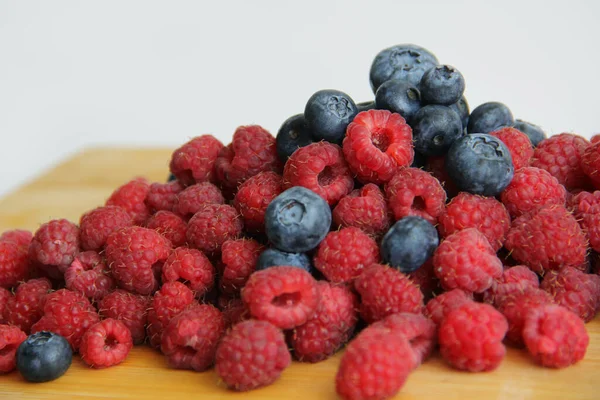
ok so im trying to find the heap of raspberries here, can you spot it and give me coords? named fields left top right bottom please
left=1, top=43, right=599, bottom=400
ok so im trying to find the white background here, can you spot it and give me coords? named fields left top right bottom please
left=1, top=0, right=599, bottom=197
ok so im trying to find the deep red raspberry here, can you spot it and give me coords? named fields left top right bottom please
left=0, top=240, right=29, bottom=289
left=169, top=135, right=224, bottom=186
left=233, top=171, right=283, bottom=232
left=106, top=177, right=151, bottom=225
left=241, top=266, right=320, bottom=329
left=523, top=305, right=588, bottom=368
left=29, top=219, right=80, bottom=279
left=0, top=288, right=10, bottom=324
left=162, top=247, right=214, bottom=296
left=332, top=183, right=391, bottom=237
left=385, top=167, right=446, bottom=224
left=186, top=204, right=243, bottom=255
left=145, top=180, right=184, bottom=213
left=219, top=239, right=264, bottom=295
left=497, top=287, right=554, bottom=345
left=541, top=267, right=598, bottom=322
left=407, top=259, right=439, bottom=300
left=354, top=263, right=424, bottom=323
left=0, top=324, right=27, bottom=373
left=79, top=206, right=133, bottom=251
left=490, top=127, right=534, bottom=170
left=79, top=318, right=132, bottom=368
left=172, top=182, right=225, bottom=220
left=482, top=265, right=539, bottom=307
left=425, top=289, right=473, bottom=326
left=283, top=141, right=354, bottom=205
left=343, top=109, right=414, bottom=184
left=218, top=296, right=249, bottom=327
left=0, top=229, right=32, bottom=250
left=592, top=134, right=600, bottom=144
left=145, top=211, right=187, bottom=248
left=289, top=281, right=358, bottom=363
left=64, top=251, right=115, bottom=301
left=98, top=289, right=149, bottom=345
left=581, top=141, right=600, bottom=188
left=161, top=305, right=225, bottom=371
left=5, top=278, right=51, bottom=333
left=580, top=212, right=600, bottom=253
left=438, top=192, right=510, bottom=251
left=314, top=227, right=380, bottom=284
left=425, top=155, right=459, bottom=197
left=215, top=320, right=291, bottom=391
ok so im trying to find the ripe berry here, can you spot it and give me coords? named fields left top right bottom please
left=79, top=206, right=133, bottom=251
left=332, top=183, right=391, bottom=237
left=256, top=248, right=313, bottom=273
left=425, top=289, right=473, bottom=326
left=374, top=79, right=422, bottom=122
left=370, top=44, right=438, bottom=91
left=449, top=96, right=470, bottom=130
left=467, top=101, right=514, bottom=134
left=304, top=89, right=358, bottom=144
left=172, top=182, right=225, bottom=220
left=420, top=65, right=465, bottom=105
left=145, top=180, right=184, bottom=213
left=0, top=240, right=29, bottom=289
left=145, top=210, right=187, bottom=248
left=186, top=204, right=243, bottom=255
left=219, top=238, right=264, bottom=295
left=0, top=324, right=27, bottom=373
left=411, top=105, right=463, bottom=156
left=98, top=289, right=149, bottom=345
left=512, top=119, right=546, bottom=147
left=161, top=247, right=215, bottom=296
left=105, top=178, right=151, bottom=225
left=169, top=135, right=224, bottom=185
left=29, top=218, right=80, bottom=279
left=5, top=278, right=51, bottom=333
left=16, top=332, right=72, bottom=382
left=79, top=319, right=133, bottom=369
left=276, top=113, right=313, bottom=162
left=233, top=171, right=283, bottom=233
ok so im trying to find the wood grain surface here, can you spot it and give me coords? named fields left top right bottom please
left=0, top=148, right=598, bottom=400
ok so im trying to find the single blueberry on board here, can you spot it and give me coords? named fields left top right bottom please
left=276, top=113, right=314, bottom=162
left=411, top=105, right=463, bottom=156
left=16, top=331, right=72, bottom=383
left=304, top=89, right=358, bottom=145
left=381, top=216, right=439, bottom=273
left=467, top=102, right=514, bottom=134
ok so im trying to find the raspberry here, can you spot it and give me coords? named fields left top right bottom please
left=523, top=305, right=589, bottom=368
left=162, top=247, right=215, bottom=296
left=569, top=190, right=600, bottom=216
left=218, top=296, right=249, bottom=327
left=98, top=289, right=149, bottom=345
left=354, top=263, right=424, bottom=323
left=64, top=251, right=115, bottom=301
left=581, top=141, right=600, bottom=188
left=580, top=212, right=600, bottom=252
left=438, top=192, right=510, bottom=251
left=407, top=258, right=439, bottom=300
left=169, top=135, right=224, bottom=186
left=314, top=227, right=380, bottom=284
left=425, top=289, right=473, bottom=326
left=439, top=302, right=508, bottom=372
left=79, top=206, right=133, bottom=251
left=0, top=230, right=33, bottom=250
left=498, top=287, right=554, bottom=345
left=215, top=320, right=291, bottom=391
left=385, top=167, right=446, bottom=224
left=145, top=180, right=184, bottom=213
left=0, top=240, right=29, bottom=289
left=531, top=133, right=591, bottom=190
left=504, top=205, right=588, bottom=274
left=233, top=171, right=283, bottom=232
left=0, top=324, right=27, bottom=373
left=172, top=182, right=225, bottom=220
left=219, top=239, right=264, bottom=295
left=79, top=319, right=132, bottom=368
left=145, top=211, right=187, bottom=247
left=289, top=281, right=358, bottom=363
left=105, top=226, right=172, bottom=295
left=332, top=183, right=391, bottom=237
left=482, top=265, right=539, bottom=307
left=29, top=219, right=80, bottom=279
left=106, top=177, right=151, bottom=225
left=489, top=127, right=534, bottom=170
left=0, top=288, right=10, bottom=324
left=342, top=109, right=414, bottom=184
left=5, top=278, right=51, bottom=333
left=433, top=228, right=503, bottom=293
left=283, top=141, right=354, bottom=205
left=541, top=267, right=599, bottom=322
left=161, top=305, right=225, bottom=371
left=425, top=155, right=459, bottom=197
left=31, top=289, right=100, bottom=350
left=241, top=266, right=320, bottom=329
left=592, top=134, right=600, bottom=144
left=186, top=204, right=243, bottom=255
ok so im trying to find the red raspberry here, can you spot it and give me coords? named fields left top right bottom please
left=283, top=141, right=354, bottom=205
left=64, top=251, right=115, bottom=301
left=169, top=135, right=224, bottom=186
left=161, top=305, right=225, bottom=371
left=241, top=266, right=320, bottom=329
left=0, top=324, right=27, bottom=373
left=385, top=167, right=446, bottom=224
left=569, top=190, right=600, bottom=216
left=218, top=296, right=249, bottom=327
left=233, top=171, right=283, bottom=232
left=162, top=247, right=215, bottom=297
left=314, top=227, right=380, bottom=284
left=497, top=287, right=554, bottom=345
left=5, top=278, right=51, bottom=333
left=0, top=288, right=10, bottom=324
left=580, top=212, right=600, bottom=252
left=439, top=302, right=508, bottom=372
left=531, top=133, right=591, bottom=190
left=31, top=289, right=100, bottom=350
left=523, top=305, right=588, bottom=368
left=482, top=265, right=539, bottom=307
left=0, top=229, right=33, bottom=250
left=592, top=134, right=600, bottom=144
left=172, top=182, right=225, bottom=220
left=79, top=206, right=133, bottom=251
left=145, top=180, right=184, bottom=213
left=215, top=320, right=291, bottom=391
left=581, top=141, right=600, bottom=188
left=504, top=205, right=588, bottom=274
left=425, top=155, right=459, bottom=197
left=219, top=239, right=264, bottom=295
left=490, top=127, right=534, bottom=170
left=80, top=318, right=132, bottom=368
left=354, top=263, right=424, bottom=323
left=433, top=228, right=503, bottom=293
left=105, top=226, right=172, bottom=295
left=342, top=109, right=414, bottom=184
left=407, top=259, right=439, bottom=300
left=289, top=281, right=358, bottom=363
left=98, top=289, right=149, bottom=345
left=145, top=211, right=187, bottom=248
left=29, top=219, right=80, bottom=279
left=186, top=204, right=243, bottom=255
left=438, top=192, right=510, bottom=251
left=0, top=240, right=29, bottom=289
left=425, top=289, right=473, bottom=326
left=106, top=177, right=151, bottom=225
left=541, top=267, right=598, bottom=322
left=332, top=184, right=391, bottom=237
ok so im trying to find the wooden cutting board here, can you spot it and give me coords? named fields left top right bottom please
left=0, top=148, right=598, bottom=400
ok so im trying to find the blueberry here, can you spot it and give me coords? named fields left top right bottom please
left=420, top=65, right=465, bottom=106
left=513, top=119, right=547, bottom=147
left=446, top=133, right=514, bottom=196
left=357, top=101, right=376, bottom=112
left=256, top=248, right=313, bottom=273
left=375, top=80, right=422, bottom=122
left=304, top=89, right=358, bottom=144
left=467, top=102, right=514, bottom=134
left=16, top=331, right=72, bottom=383
left=449, top=96, right=470, bottom=130
left=265, top=186, right=332, bottom=253
left=370, top=44, right=438, bottom=92
left=167, top=173, right=176, bottom=182
left=276, top=114, right=314, bottom=162
left=381, top=216, right=439, bottom=273
left=411, top=105, right=463, bottom=156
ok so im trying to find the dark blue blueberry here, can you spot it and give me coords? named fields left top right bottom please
left=411, top=151, right=427, bottom=169
left=304, top=89, right=358, bottom=144
left=370, top=44, right=438, bottom=92
left=380, top=216, right=439, bottom=273
left=446, top=133, right=514, bottom=196
left=276, top=113, right=314, bottom=162
left=375, top=80, right=422, bottom=122
left=467, top=102, right=514, bottom=134
left=167, top=173, right=176, bottom=182
left=411, top=105, right=463, bottom=156
left=449, top=96, right=470, bottom=131
left=265, top=186, right=332, bottom=253
left=513, top=119, right=547, bottom=147
left=256, top=248, right=313, bottom=273
left=357, top=101, right=376, bottom=112
left=420, top=65, right=465, bottom=106
left=16, top=331, right=72, bottom=383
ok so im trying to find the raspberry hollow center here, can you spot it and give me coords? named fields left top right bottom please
left=0, top=344, right=17, bottom=356
left=104, top=335, right=119, bottom=351
left=272, top=292, right=302, bottom=308
left=318, top=166, right=336, bottom=186
left=371, top=130, right=391, bottom=153
left=412, top=196, right=426, bottom=211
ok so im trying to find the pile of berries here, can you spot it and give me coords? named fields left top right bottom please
left=1, top=43, right=599, bottom=398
